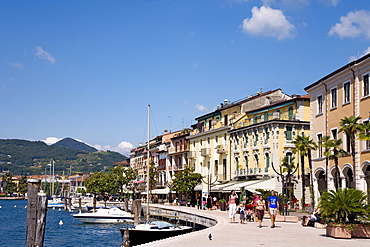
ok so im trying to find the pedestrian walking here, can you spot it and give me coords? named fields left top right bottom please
left=268, top=190, right=279, bottom=228
left=228, top=190, right=238, bottom=223
left=197, top=196, right=202, bottom=210
left=237, top=202, right=246, bottom=224
left=206, top=195, right=212, bottom=210
left=256, top=195, right=266, bottom=228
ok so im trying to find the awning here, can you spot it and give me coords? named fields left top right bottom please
left=243, top=179, right=275, bottom=193
left=194, top=184, right=202, bottom=191
left=211, top=181, right=239, bottom=192
left=221, top=180, right=263, bottom=193
left=142, top=188, right=173, bottom=195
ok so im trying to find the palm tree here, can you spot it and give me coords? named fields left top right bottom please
left=292, top=134, right=317, bottom=210
left=324, top=139, right=346, bottom=190
left=339, top=116, right=364, bottom=190
left=292, top=134, right=308, bottom=210
left=359, top=121, right=370, bottom=142
left=281, top=155, right=297, bottom=206
left=321, top=136, right=331, bottom=191
left=307, top=138, right=318, bottom=209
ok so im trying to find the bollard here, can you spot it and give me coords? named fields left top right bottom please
left=25, top=179, right=47, bottom=247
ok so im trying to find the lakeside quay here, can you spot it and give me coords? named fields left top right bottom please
left=140, top=204, right=367, bottom=247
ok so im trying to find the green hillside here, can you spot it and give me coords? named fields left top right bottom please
left=52, top=137, right=98, bottom=153
left=0, top=139, right=127, bottom=175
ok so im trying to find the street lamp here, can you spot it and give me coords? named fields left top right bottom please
left=201, top=162, right=218, bottom=197
left=271, top=157, right=298, bottom=216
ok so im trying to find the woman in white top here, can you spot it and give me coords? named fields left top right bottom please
left=228, top=190, right=238, bottom=223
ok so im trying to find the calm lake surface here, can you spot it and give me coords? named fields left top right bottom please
left=0, top=200, right=125, bottom=247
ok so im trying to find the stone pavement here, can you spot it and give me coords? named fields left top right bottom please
left=139, top=204, right=368, bottom=247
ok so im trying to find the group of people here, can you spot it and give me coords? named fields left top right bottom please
left=229, top=190, right=280, bottom=228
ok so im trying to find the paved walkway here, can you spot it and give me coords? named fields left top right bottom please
left=139, top=205, right=367, bottom=247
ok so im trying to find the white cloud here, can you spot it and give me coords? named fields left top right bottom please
left=195, top=104, right=209, bottom=113
left=241, top=6, right=295, bottom=40
left=8, top=62, right=24, bottom=69
left=329, top=10, right=370, bottom=39
left=192, top=62, right=199, bottom=68
left=349, top=46, right=370, bottom=61
left=42, top=137, right=62, bottom=145
left=35, top=46, right=56, bottom=64
left=318, top=0, right=339, bottom=6
left=94, top=141, right=134, bottom=156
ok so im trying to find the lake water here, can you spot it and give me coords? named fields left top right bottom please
left=0, top=200, right=125, bottom=247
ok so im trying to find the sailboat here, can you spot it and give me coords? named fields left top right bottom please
left=119, top=105, right=192, bottom=246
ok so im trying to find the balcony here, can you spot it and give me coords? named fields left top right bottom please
left=187, top=151, right=196, bottom=159
left=216, top=145, right=228, bottom=154
left=201, top=148, right=210, bottom=156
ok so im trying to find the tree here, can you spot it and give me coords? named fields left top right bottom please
left=110, top=165, right=138, bottom=196
left=2, top=172, right=15, bottom=195
left=339, top=116, right=363, bottom=190
left=280, top=155, right=297, bottom=206
left=319, top=188, right=367, bottom=224
left=292, top=134, right=316, bottom=210
left=324, top=139, right=346, bottom=190
left=84, top=171, right=120, bottom=206
left=321, top=136, right=331, bottom=191
left=171, top=167, right=202, bottom=200
left=18, top=176, right=28, bottom=195
left=359, top=121, right=370, bottom=142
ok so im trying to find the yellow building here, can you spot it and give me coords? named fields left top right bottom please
left=305, top=53, right=370, bottom=200
left=187, top=89, right=306, bottom=197
left=230, top=94, right=310, bottom=203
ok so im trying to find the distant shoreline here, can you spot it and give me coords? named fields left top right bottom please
left=0, top=197, right=26, bottom=200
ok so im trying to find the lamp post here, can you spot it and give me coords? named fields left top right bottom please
left=271, top=158, right=298, bottom=216
left=201, top=162, right=218, bottom=197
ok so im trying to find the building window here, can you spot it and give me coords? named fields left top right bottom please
left=363, top=120, right=370, bottom=150
left=286, top=126, right=293, bottom=141
left=331, top=129, right=337, bottom=140
left=343, top=82, right=350, bottom=104
left=264, top=128, right=269, bottom=144
left=331, top=87, right=337, bottom=109
left=363, top=74, right=369, bottom=97
left=214, top=160, right=218, bottom=176
left=254, top=131, right=258, bottom=146
left=288, top=106, right=294, bottom=120
left=265, top=153, right=270, bottom=172
left=317, top=133, right=323, bottom=157
left=317, top=95, right=323, bottom=114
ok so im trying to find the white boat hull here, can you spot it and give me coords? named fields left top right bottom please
left=73, top=207, right=134, bottom=224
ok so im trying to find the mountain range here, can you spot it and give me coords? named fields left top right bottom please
left=0, top=138, right=127, bottom=176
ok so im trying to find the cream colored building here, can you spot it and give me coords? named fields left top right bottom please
left=305, top=53, right=370, bottom=200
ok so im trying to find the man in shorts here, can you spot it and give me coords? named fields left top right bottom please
left=268, top=190, right=279, bottom=228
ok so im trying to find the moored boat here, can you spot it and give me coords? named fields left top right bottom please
left=73, top=207, right=134, bottom=223
left=120, top=221, right=193, bottom=246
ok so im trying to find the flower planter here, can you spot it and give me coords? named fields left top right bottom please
left=326, top=224, right=351, bottom=239
left=351, top=225, right=370, bottom=238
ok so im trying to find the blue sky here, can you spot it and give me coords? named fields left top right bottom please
left=1, top=0, right=370, bottom=156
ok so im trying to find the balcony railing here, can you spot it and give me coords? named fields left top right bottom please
left=188, top=151, right=197, bottom=158
left=233, top=111, right=297, bottom=129
left=201, top=148, right=210, bottom=156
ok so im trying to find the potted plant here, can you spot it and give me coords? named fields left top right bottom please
left=218, top=199, right=227, bottom=211
left=319, top=188, right=368, bottom=239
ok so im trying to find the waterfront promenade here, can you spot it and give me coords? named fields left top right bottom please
left=140, top=204, right=367, bottom=247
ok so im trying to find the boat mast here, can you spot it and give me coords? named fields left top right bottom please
left=146, top=104, right=150, bottom=222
